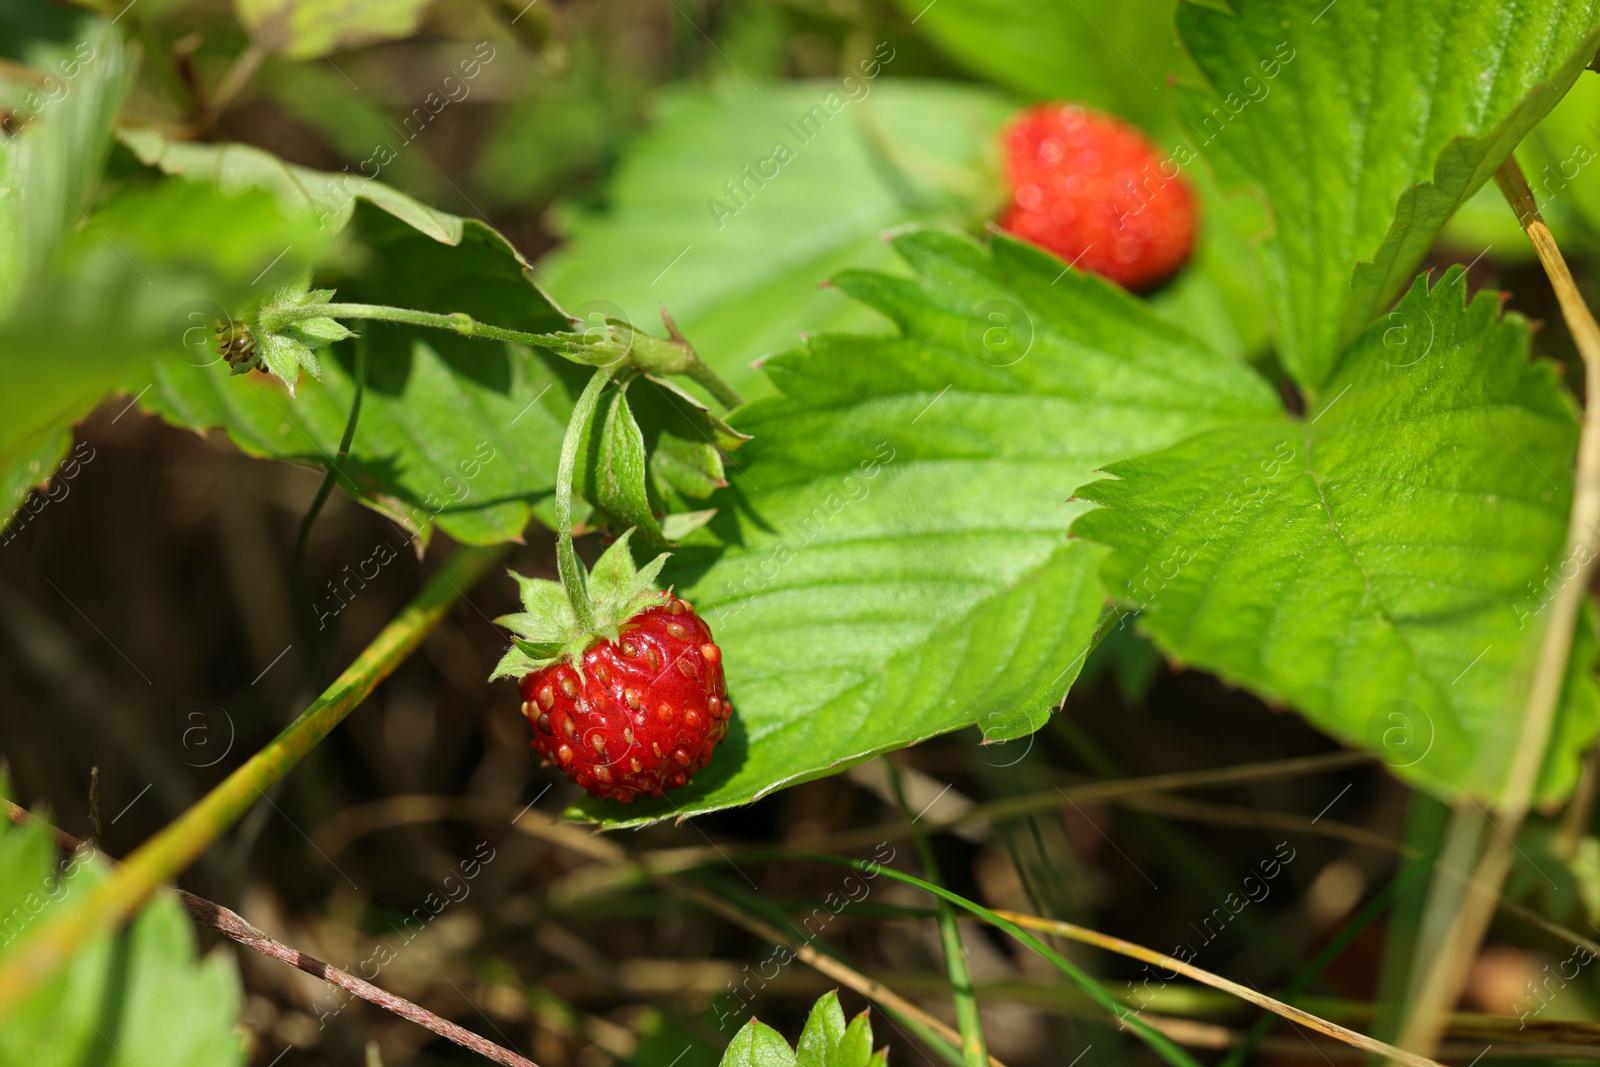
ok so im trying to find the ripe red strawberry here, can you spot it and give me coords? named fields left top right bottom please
left=493, top=531, right=729, bottom=803
left=998, top=104, right=1195, bottom=291
left=518, top=592, right=728, bottom=802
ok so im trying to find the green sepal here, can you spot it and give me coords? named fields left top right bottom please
left=489, top=529, right=672, bottom=681
left=660, top=509, right=717, bottom=542
left=243, top=276, right=356, bottom=394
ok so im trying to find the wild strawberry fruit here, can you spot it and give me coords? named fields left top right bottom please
left=493, top=532, right=728, bottom=803
left=998, top=103, right=1195, bottom=291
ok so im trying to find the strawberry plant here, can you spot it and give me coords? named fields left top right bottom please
left=7, top=0, right=1600, bottom=1065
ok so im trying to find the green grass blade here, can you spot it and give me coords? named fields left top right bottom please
left=0, top=542, right=506, bottom=1014
left=883, top=760, right=990, bottom=1067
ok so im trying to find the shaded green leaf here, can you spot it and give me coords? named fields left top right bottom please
left=1075, top=269, right=1600, bottom=802
left=118, top=126, right=465, bottom=244
left=1, top=165, right=322, bottom=525
left=136, top=207, right=578, bottom=547
left=1178, top=0, right=1600, bottom=391
left=575, top=229, right=1280, bottom=825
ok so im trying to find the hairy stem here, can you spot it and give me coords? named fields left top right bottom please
left=555, top=368, right=613, bottom=632
left=1395, top=154, right=1600, bottom=1059
left=0, top=543, right=506, bottom=1014
left=293, top=335, right=370, bottom=680
left=282, top=302, right=579, bottom=351
left=884, top=759, right=989, bottom=1067
left=2, top=803, right=537, bottom=1067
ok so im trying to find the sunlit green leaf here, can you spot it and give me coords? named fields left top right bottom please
left=1075, top=269, right=1600, bottom=802
left=576, top=228, right=1279, bottom=825
left=1178, top=0, right=1600, bottom=391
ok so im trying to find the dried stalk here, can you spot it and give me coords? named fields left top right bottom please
left=2, top=801, right=536, bottom=1067
left=1396, top=155, right=1600, bottom=1058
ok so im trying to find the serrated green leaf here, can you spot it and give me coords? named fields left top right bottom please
left=795, top=993, right=872, bottom=1067
left=538, top=80, right=1013, bottom=401
left=721, top=1019, right=798, bottom=1067
left=1075, top=268, right=1600, bottom=803
left=117, top=127, right=465, bottom=243
left=1178, top=0, right=1600, bottom=392
left=0, top=792, right=247, bottom=1066
left=722, top=994, right=879, bottom=1067
left=574, top=228, right=1280, bottom=826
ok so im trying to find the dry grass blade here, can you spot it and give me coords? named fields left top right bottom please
left=987, top=909, right=1445, bottom=1067
left=1397, top=154, right=1600, bottom=1059
left=492, top=805, right=1013, bottom=1067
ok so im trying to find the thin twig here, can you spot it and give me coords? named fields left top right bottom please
left=294, top=333, right=371, bottom=681
left=2, top=802, right=536, bottom=1067
left=0, top=544, right=507, bottom=1014
left=191, top=42, right=265, bottom=136
left=1397, top=154, right=1600, bottom=1058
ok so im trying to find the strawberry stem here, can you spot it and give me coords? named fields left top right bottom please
left=293, top=333, right=370, bottom=681
left=556, top=367, right=615, bottom=632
